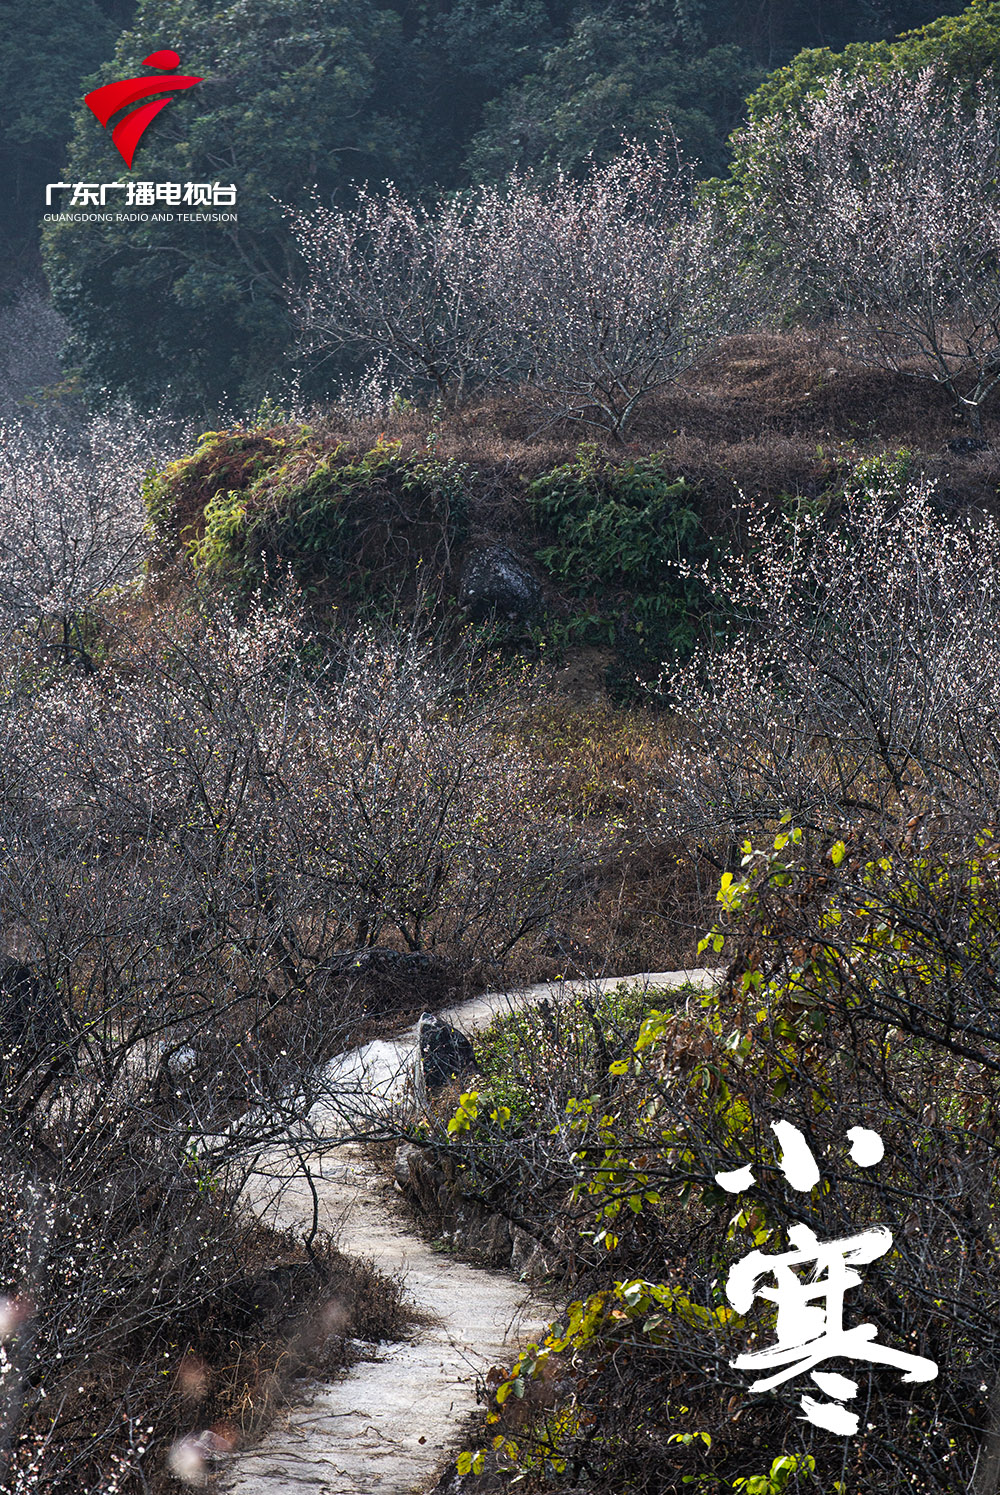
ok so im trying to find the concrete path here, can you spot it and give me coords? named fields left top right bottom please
left=218, top=970, right=714, bottom=1495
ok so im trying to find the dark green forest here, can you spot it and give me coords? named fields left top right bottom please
left=0, top=0, right=974, bottom=411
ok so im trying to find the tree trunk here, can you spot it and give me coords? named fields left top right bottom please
left=970, top=1372, right=1000, bottom=1494
left=959, top=396, right=984, bottom=438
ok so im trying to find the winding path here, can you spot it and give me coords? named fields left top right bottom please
left=219, top=970, right=714, bottom=1495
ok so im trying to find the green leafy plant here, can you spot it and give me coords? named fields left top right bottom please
left=528, top=444, right=719, bottom=694
left=733, top=1454, right=820, bottom=1493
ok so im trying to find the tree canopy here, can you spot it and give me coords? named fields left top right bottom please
left=465, top=12, right=760, bottom=181
left=464, top=0, right=969, bottom=180
left=0, top=0, right=117, bottom=283
left=745, top=0, right=1000, bottom=122
left=43, top=0, right=410, bottom=410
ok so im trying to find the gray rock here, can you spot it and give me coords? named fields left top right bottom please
left=0, top=959, right=65, bottom=1056
left=441, top=1201, right=514, bottom=1267
left=417, top=1012, right=476, bottom=1089
left=459, top=544, right=543, bottom=622
left=394, top=1141, right=447, bottom=1213
left=478, top=1212, right=513, bottom=1266
left=394, top=1141, right=423, bottom=1190
left=164, top=1042, right=199, bottom=1080
left=323, top=948, right=440, bottom=979
left=510, top=1225, right=551, bottom=1280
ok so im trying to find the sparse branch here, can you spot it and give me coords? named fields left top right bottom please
left=737, top=67, right=1000, bottom=434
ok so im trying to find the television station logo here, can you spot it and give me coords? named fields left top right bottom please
left=45, top=50, right=237, bottom=224
left=86, top=49, right=202, bottom=168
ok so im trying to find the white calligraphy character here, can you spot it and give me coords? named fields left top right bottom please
left=717, top=1122, right=937, bottom=1435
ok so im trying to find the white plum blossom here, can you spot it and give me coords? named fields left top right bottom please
left=736, top=67, right=1000, bottom=434
left=288, top=138, right=761, bottom=435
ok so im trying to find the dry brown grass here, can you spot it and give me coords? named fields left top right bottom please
left=143, top=330, right=1000, bottom=648
left=9, top=1177, right=413, bottom=1495
left=492, top=695, right=721, bottom=982
left=318, top=332, right=982, bottom=468
left=306, top=328, right=1000, bottom=518
left=134, top=328, right=1000, bottom=991
left=143, top=1227, right=412, bottom=1494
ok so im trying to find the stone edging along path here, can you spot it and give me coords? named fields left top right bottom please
left=218, top=969, right=717, bottom=1495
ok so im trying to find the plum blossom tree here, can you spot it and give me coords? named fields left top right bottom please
left=0, top=411, right=183, bottom=665
left=661, top=462, right=1000, bottom=844
left=288, top=183, right=492, bottom=405
left=288, top=138, right=760, bottom=436
left=469, top=139, right=758, bottom=437
left=734, top=67, right=1000, bottom=436
left=0, top=589, right=583, bottom=1486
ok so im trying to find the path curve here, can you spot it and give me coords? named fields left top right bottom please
left=219, top=969, right=715, bottom=1495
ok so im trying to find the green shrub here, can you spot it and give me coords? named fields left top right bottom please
left=432, top=821, right=1000, bottom=1490
left=743, top=0, right=1000, bottom=129
left=472, top=984, right=654, bottom=1128
left=142, top=426, right=303, bottom=552
left=527, top=444, right=718, bottom=697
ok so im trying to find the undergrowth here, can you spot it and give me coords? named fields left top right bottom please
left=527, top=444, right=717, bottom=696
left=418, top=827, right=1000, bottom=1493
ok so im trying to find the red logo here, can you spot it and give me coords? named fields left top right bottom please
left=85, top=50, right=203, bottom=169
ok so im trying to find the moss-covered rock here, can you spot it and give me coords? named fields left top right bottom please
left=144, top=426, right=470, bottom=606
